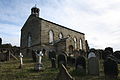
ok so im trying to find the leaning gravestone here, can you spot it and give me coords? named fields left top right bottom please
left=57, top=53, right=67, bottom=68
left=34, top=50, right=43, bottom=71
left=55, top=64, right=74, bottom=80
left=75, top=56, right=86, bottom=75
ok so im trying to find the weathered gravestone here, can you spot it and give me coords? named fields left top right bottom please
left=88, top=52, right=99, bottom=75
left=113, top=51, right=120, bottom=60
left=32, top=50, right=37, bottom=62
left=75, top=55, right=86, bottom=75
left=103, top=57, right=119, bottom=80
left=88, top=57, right=99, bottom=75
left=55, top=64, right=74, bottom=80
left=19, top=53, right=23, bottom=69
left=0, top=38, right=2, bottom=45
left=0, top=50, right=5, bottom=61
left=0, top=50, right=10, bottom=62
left=57, top=53, right=67, bottom=68
left=6, top=50, right=10, bottom=61
left=42, top=49, right=46, bottom=56
left=67, top=56, right=75, bottom=65
left=103, top=47, right=113, bottom=60
left=34, top=50, right=43, bottom=71
left=49, top=50, right=56, bottom=68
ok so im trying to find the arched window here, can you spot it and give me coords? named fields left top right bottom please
left=59, top=33, right=63, bottom=39
left=74, top=37, right=77, bottom=49
left=49, top=30, right=54, bottom=43
left=28, top=34, right=32, bottom=47
left=67, top=35, right=70, bottom=38
left=80, top=39, right=83, bottom=49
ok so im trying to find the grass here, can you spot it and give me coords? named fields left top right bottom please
left=0, top=57, right=120, bottom=80
left=0, top=57, right=58, bottom=80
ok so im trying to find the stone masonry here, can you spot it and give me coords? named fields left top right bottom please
left=20, top=6, right=88, bottom=57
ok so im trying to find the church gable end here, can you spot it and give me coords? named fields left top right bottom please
left=20, top=6, right=88, bottom=57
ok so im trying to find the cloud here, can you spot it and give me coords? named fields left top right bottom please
left=1, top=0, right=120, bottom=51
left=38, top=0, right=120, bottom=50
left=0, top=23, right=20, bottom=46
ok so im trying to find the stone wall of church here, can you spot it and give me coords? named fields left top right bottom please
left=40, top=19, right=86, bottom=52
left=21, top=7, right=88, bottom=57
left=20, top=16, right=41, bottom=56
left=21, top=16, right=87, bottom=57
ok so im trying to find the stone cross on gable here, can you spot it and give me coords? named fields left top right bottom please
left=19, top=53, right=23, bottom=68
left=35, top=50, right=43, bottom=64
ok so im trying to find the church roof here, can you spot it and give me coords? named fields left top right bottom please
left=21, top=14, right=85, bottom=35
left=40, top=18, right=85, bottom=35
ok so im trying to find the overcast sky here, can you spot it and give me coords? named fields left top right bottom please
left=0, top=0, right=120, bottom=51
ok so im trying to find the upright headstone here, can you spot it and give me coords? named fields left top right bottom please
left=88, top=51, right=96, bottom=59
left=103, top=47, right=113, bottom=60
left=42, top=49, right=46, bottom=56
left=103, top=57, right=119, bottom=80
left=0, top=50, right=5, bottom=61
left=32, top=50, right=37, bottom=62
left=49, top=50, right=56, bottom=68
left=19, top=53, right=23, bottom=69
left=67, top=56, right=75, bottom=65
left=88, top=51, right=99, bottom=75
left=75, top=55, right=86, bottom=75
left=0, top=38, right=2, bottom=45
left=57, top=53, right=67, bottom=68
left=6, top=50, right=10, bottom=61
left=113, top=51, right=120, bottom=60
left=88, top=57, right=99, bottom=75
left=34, top=50, right=43, bottom=71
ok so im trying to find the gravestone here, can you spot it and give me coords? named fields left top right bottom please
left=55, top=64, right=74, bottom=80
left=0, top=38, right=2, bottom=45
left=49, top=50, right=56, bottom=68
left=88, top=57, right=99, bottom=75
left=103, top=57, right=119, bottom=80
left=88, top=51, right=99, bottom=75
left=6, top=50, right=10, bottom=61
left=48, top=50, right=54, bottom=60
left=67, top=56, right=75, bottom=65
left=88, top=51, right=96, bottom=59
left=32, top=50, right=37, bottom=62
left=103, top=47, right=113, bottom=60
left=0, top=50, right=5, bottom=61
left=113, top=51, right=120, bottom=60
left=34, top=50, right=43, bottom=71
left=19, top=53, right=23, bottom=69
left=75, top=55, right=86, bottom=75
left=57, top=53, right=67, bottom=68
left=0, top=50, right=10, bottom=62
left=42, top=49, right=46, bottom=56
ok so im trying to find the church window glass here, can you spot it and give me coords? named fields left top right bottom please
left=49, top=30, right=54, bottom=43
left=74, top=37, right=77, bottom=49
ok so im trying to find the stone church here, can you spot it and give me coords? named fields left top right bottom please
left=20, top=6, right=89, bottom=57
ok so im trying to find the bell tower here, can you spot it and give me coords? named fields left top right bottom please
left=31, top=5, right=40, bottom=17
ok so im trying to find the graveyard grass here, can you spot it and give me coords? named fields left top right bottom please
left=0, top=57, right=120, bottom=80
